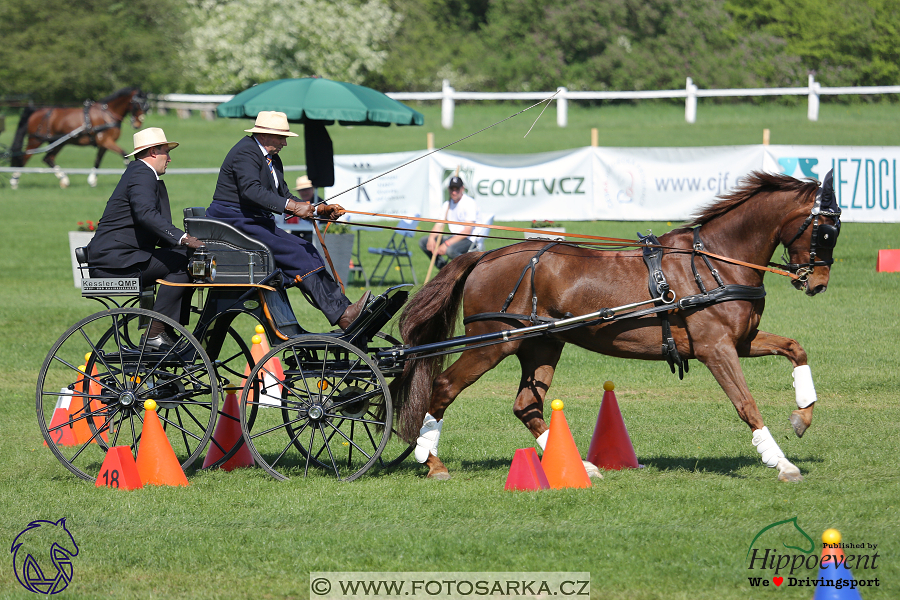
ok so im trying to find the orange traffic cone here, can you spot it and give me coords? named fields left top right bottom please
left=135, top=400, right=189, bottom=486
left=96, top=446, right=143, bottom=490
left=44, top=403, right=77, bottom=446
left=202, top=388, right=254, bottom=470
left=505, top=448, right=550, bottom=491
left=83, top=355, right=109, bottom=443
left=243, top=334, right=282, bottom=406
left=541, top=400, right=591, bottom=489
left=587, top=381, right=640, bottom=470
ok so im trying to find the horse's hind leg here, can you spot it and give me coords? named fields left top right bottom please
left=740, top=330, right=816, bottom=438
left=700, top=346, right=803, bottom=482
left=9, top=138, right=40, bottom=189
left=421, top=343, right=512, bottom=480
left=43, top=149, right=69, bottom=188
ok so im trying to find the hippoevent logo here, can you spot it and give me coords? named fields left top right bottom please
left=10, top=518, right=79, bottom=594
left=745, top=517, right=880, bottom=591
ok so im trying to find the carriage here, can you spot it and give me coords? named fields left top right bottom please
left=37, top=208, right=417, bottom=482
left=38, top=171, right=841, bottom=484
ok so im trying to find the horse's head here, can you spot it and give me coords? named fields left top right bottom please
left=129, top=89, right=149, bottom=129
left=780, top=170, right=841, bottom=296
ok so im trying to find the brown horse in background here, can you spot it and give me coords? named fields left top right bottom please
left=9, top=88, right=147, bottom=189
left=394, top=171, right=839, bottom=483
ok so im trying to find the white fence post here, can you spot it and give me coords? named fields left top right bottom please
left=808, top=74, right=820, bottom=122
left=685, top=77, right=698, bottom=124
left=556, top=87, right=568, bottom=127
left=441, top=79, right=455, bottom=130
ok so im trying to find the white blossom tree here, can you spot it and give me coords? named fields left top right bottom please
left=186, top=0, right=400, bottom=93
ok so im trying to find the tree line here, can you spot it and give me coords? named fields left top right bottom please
left=0, top=0, right=897, bottom=104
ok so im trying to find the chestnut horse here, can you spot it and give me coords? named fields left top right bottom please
left=9, top=88, right=147, bottom=189
left=394, top=171, right=841, bottom=483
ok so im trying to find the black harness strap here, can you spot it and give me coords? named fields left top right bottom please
left=493, top=243, right=559, bottom=324
left=639, top=232, right=687, bottom=379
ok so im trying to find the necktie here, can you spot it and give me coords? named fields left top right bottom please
left=265, top=155, right=278, bottom=187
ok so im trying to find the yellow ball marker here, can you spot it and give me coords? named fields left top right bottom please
left=603, top=380, right=615, bottom=391
left=255, top=324, right=265, bottom=335
left=251, top=335, right=262, bottom=345
left=144, top=399, right=157, bottom=412
left=550, top=399, right=564, bottom=411
left=822, top=528, right=842, bottom=545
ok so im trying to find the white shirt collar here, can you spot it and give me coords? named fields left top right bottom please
left=137, top=158, right=160, bottom=180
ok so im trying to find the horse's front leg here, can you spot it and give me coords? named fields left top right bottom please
left=43, top=150, right=69, bottom=188
left=700, top=347, right=803, bottom=482
left=419, top=343, right=511, bottom=480
left=740, top=330, right=816, bottom=438
left=88, top=147, right=108, bottom=188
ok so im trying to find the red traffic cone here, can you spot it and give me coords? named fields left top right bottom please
left=136, top=400, right=189, bottom=486
left=82, top=356, right=109, bottom=443
left=876, top=249, right=900, bottom=272
left=541, top=400, right=591, bottom=489
left=587, top=381, right=640, bottom=470
left=813, top=528, right=864, bottom=600
left=202, top=389, right=254, bottom=470
left=44, top=405, right=77, bottom=447
left=505, top=448, right=550, bottom=491
left=95, top=446, right=143, bottom=490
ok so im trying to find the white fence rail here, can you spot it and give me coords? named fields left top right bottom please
left=147, top=75, right=900, bottom=128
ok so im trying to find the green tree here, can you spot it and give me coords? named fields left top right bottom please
left=0, top=0, right=191, bottom=103
left=185, top=0, right=400, bottom=94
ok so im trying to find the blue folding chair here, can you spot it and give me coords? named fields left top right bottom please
left=368, top=216, right=418, bottom=285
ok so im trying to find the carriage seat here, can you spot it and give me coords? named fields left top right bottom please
left=74, top=245, right=155, bottom=310
left=182, top=207, right=275, bottom=284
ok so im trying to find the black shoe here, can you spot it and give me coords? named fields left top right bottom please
left=144, top=331, right=176, bottom=350
left=338, top=290, right=371, bottom=330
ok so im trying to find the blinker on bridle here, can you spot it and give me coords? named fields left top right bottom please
left=775, top=177, right=842, bottom=281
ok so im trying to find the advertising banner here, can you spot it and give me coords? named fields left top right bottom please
left=325, top=150, right=430, bottom=220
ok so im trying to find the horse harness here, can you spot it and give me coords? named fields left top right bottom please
left=29, top=99, right=127, bottom=153
left=463, top=228, right=766, bottom=379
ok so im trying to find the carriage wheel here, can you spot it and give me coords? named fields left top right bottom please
left=370, top=331, right=414, bottom=470
left=240, top=335, right=392, bottom=482
left=37, top=308, right=218, bottom=482
left=197, top=323, right=258, bottom=469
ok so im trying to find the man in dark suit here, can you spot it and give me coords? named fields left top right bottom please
left=86, top=128, right=203, bottom=348
left=207, top=111, right=369, bottom=330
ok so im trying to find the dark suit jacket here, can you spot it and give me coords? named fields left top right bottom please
left=210, top=135, right=299, bottom=217
left=86, top=160, right=185, bottom=269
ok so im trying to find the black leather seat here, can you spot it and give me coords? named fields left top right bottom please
left=183, top=207, right=275, bottom=284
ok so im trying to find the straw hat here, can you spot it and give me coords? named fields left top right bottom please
left=294, top=175, right=314, bottom=191
left=126, top=127, right=178, bottom=157
left=245, top=111, right=299, bottom=137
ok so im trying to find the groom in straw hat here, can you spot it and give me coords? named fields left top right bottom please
left=86, top=127, right=204, bottom=348
left=207, top=111, right=369, bottom=330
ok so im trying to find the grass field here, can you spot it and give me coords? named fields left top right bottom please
left=1, top=102, right=899, bottom=599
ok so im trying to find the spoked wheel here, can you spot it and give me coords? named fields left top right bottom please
left=240, top=335, right=392, bottom=481
left=195, top=321, right=258, bottom=469
left=37, top=308, right=218, bottom=482
left=370, top=331, right=414, bottom=470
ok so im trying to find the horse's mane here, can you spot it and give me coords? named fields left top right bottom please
left=99, top=88, right=141, bottom=103
left=676, top=170, right=820, bottom=231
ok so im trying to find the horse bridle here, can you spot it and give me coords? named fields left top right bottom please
left=772, top=184, right=842, bottom=281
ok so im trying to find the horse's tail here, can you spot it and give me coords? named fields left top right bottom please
left=393, top=251, right=484, bottom=442
left=10, top=107, right=35, bottom=167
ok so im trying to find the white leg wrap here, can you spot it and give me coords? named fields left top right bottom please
left=752, top=426, right=785, bottom=468
left=536, top=430, right=549, bottom=451
left=792, top=365, right=817, bottom=409
left=54, top=166, right=69, bottom=188
left=87, top=169, right=98, bottom=188
left=414, top=413, right=443, bottom=463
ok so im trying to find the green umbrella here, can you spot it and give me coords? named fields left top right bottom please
left=217, top=77, right=424, bottom=126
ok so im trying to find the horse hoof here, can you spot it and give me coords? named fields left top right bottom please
left=427, top=471, right=451, bottom=481
left=9, top=181, right=18, bottom=190
left=790, top=413, right=809, bottom=438
left=59, top=178, right=70, bottom=189
left=583, top=460, right=603, bottom=479
left=778, top=470, right=803, bottom=483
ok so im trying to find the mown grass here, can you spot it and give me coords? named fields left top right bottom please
left=1, top=102, right=899, bottom=599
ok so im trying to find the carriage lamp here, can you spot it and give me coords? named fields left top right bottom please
left=188, top=249, right=217, bottom=282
